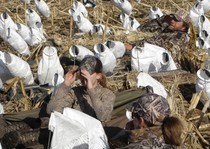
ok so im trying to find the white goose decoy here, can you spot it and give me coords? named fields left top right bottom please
left=104, top=40, right=125, bottom=58
left=4, top=28, right=30, bottom=55
left=120, top=13, right=140, bottom=32
left=15, top=23, right=45, bottom=47
left=199, top=29, right=210, bottom=43
left=128, top=16, right=140, bottom=30
left=94, top=43, right=116, bottom=74
left=38, top=46, right=64, bottom=86
left=29, top=27, right=46, bottom=46
left=120, top=13, right=131, bottom=29
left=33, top=21, right=44, bottom=34
left=82, top=0, right=96, bottom=8
left=196, top=60, right=210, bottom=107
left=198, top=15, right=210, bottom=34
left=74, top=13, right=93, bottom=33
left=189, top=2, right=204, bottom=27
left=69, top=0, right=88, bottom=19
left=26, top=9, right=42, bottom=28
left=113, top=0, right=132, bottom=15
left=149, top=6, right=163, bottom=20
left=15, top=23, right=31, bottom=43
left=69, top=45, right=94, bottom=61
left=0, top=12, right=16, bottom=31
left=20, top=0, right=30, bottom=4
left=197, top=0, right=210, bottom=13
left=0, top=53, right=13, bottom=89
left=197, top=37, right=210, bottom=49
left=91, top=24, right=111, bottom=35
left=35, top=0, right=51, bottom=18
left=0, top=51, right=34, bottom=85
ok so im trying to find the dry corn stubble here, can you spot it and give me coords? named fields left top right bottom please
left=0, top=0, right=210, bottom=147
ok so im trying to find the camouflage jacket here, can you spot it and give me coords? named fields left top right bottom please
left=47, top=83, right=116, bottom=124
left=110, top=126, right=182, bottom=149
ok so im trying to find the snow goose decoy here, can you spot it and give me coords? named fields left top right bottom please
left=26, top=8, right=42, bottom=28
left=0, top=12, right=16, bottom=31
left=0, top=52, right=34, bottom=85
left=120, top=12, right=140, bottom=32
left=69, top=45, right=94, bottom=61
left=15, top=23, right=45, bottom=47
left=197, top=36, right=210, bottom=50
left=4, top=27, right=30, bottom=55
left=149, top=6, right=163, bottom=20
left=82, top=0, right=96, bottom=8
left=113, top=0, right=132, bottom=15
left=29, top=26, right=46, bottom=46
left=35, top=0, right=51, bottom=18
left=198, top=15, right=210, bottom=34
left=74, top=13, right=93, bottom=33
left=104, top=40, right=125, bottom=58
left=33, top=21, right=44, bottom=34
left=69, top=0, right=88, bottom=19
left=0, top=52, right=13, bottom=89
left=91, top=24, right=111, bottom=35
left=189, top=2, right=204, bottom=27
left=94, top=43, right=116, bottom=75
left=197, top=0, right=210, bottom=13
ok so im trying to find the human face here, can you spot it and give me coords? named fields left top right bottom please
left=79, top=69, right=100, bottom=89
left=169, top=20, right=185, bottom=32
left=163, top=14, right=186, bottom=32
left=132, top=117, right=148, bottom=129
left=133, top=117, right=141, bottom=129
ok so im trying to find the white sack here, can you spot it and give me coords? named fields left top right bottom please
left=137, top=72, right=168, bottom=98
left=49, top=108, right=109, bottom=149
left=131, top=42, right=177, bottom=73
left=38, top=46, right=64, bottom=85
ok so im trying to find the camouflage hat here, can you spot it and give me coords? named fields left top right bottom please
left=169, top=14, right=182, bottom=22
left=126, top=93, right=170, bottom=126
left=79, top=56, right=102, bottom=75
left=163, top=14, right=182, bottom=24
left=176, top=10, right=190, bottom=23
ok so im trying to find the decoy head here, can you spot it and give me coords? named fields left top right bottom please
left=106, top=40, right=114, bottom=48
left=71, top=45, right=79, bottom=56
left=2, top=12, right=8, bottom=19
left=96, top=43, right=105, bottom=53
